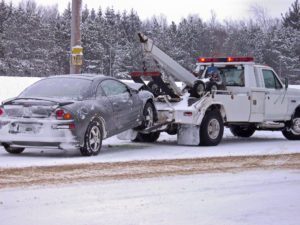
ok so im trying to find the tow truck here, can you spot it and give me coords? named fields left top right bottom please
left=119, top=33, right=300, bottom=146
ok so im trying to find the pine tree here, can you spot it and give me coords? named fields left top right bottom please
left=54, top=3, right=71, bottom=74
left=282, top=0, right=300, bottom=30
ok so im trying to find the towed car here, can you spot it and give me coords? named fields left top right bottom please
left=0, top=74, right=156, bottom=156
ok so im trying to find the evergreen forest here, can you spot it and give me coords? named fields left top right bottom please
left=0, top=0, right=299, bottom=83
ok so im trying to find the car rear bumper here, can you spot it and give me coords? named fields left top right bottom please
left=0, top=118, right=80, bottom=150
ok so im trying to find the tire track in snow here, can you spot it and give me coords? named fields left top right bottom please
left=1, top=153, right=300, bottom=189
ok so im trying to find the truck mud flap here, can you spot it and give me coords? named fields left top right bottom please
left=177, top=124, right=200, bottom=145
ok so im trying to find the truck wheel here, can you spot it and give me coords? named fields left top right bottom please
left=191, top=80, right=206, bottom=98
left=206, top=82, right=218, bottom=93
left=230, top=125, right=256, bottom=138
left=147, top=81, right=160, bottom=96
left=200, top=110, right=224, bottom=146
left=282, top=118, right=300, bottom=140
left=3, top=143, right=25, bottom=154
left=80, top=120, right=103, bottom=156
left=133, top=132, right=160, bottom=142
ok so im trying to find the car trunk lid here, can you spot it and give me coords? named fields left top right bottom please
left=2, top=97, right=74, bottom=118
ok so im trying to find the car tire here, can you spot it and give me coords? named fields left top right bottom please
left=137, top=102, right=156, bottom=130
left=133, top=102, right=160, bottom=142
left=80, top=120, right=103, bottom=156
left=200, top=110, right=224, bottom=146
left=3, top=144, right=25, bottom=154
left=230, top=125, right=256, bottom=138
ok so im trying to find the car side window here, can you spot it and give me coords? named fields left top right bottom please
left=96, top=85, right=105, bottom=97
left=262, top=70, right=282, bottom=89
left=100, top=80, right=128, bottom=96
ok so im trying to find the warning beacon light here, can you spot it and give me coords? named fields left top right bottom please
left=197, top=57, right=254, bottom=63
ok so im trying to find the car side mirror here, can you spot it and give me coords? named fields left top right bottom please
left=126, top=87, right=136, bottom=96
left=285, top=77, right=289, bottom=89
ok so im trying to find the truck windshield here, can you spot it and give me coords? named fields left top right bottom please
left=19, top=77, right=92, bottom=100
left=205, top=66, right=245, bottom=87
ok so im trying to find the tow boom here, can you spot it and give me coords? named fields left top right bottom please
left=138, top=33, right=197, bottom=87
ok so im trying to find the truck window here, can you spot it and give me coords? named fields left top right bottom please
left=205, top=67, right=245, bottom=87
left=262, top=70, right=282, bottom=89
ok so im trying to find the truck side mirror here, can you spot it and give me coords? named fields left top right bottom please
left=285, top=77, right=289, bottom=89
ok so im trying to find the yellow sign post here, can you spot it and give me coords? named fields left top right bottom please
left=71, top=46, right=83, bottom=66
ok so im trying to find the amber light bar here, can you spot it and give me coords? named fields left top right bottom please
left=197, top=57, right=254, bottom=63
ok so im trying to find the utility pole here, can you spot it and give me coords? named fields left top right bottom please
left=70, top=0, right=82, bottom=74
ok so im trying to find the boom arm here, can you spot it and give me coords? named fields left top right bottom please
left=138, top=33, right=197, bottom=87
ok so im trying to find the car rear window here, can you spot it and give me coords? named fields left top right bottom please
left=19, top=77, right=92, bottom=99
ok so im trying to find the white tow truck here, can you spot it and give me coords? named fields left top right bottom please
left=120, top=33, right=300, bottom=146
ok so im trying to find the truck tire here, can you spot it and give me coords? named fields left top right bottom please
left=3, top=143, right=25, bottom=154
left=230, top=125, right=256, bottom=138
left=206, top=82, right=218, bottom=93
left=282, top=118, right=300, bottom=140
left=191, top=80, right=206, bottom=98
left=200, top=110, right=224, bottom=146
left=133, top=132, right=160, bottom=142
left=147, top=81, right=160, bottom=97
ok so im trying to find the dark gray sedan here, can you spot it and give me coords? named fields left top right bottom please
left=0, top=74, right=156, bottom=156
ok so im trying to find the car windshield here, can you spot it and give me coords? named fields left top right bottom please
left=19, top=77, right=92, bottom=100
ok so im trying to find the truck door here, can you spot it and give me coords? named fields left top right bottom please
left=262, top=69, right=288, bottom=121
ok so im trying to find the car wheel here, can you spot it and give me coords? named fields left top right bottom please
left=133, top=102, right=160, bottom=142
left=230, top=125, right=256, bottom=137
left=137, top=102, right=156, bottom=130
left=200, top=110, right=224, bottom=146
left=3, top=144, right=25, bottom=154
left=80, top=120, right=103, bottom=156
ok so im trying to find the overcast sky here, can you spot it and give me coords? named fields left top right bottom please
left=10, top=0, right=295, bottom=23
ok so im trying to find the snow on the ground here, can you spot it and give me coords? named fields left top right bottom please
left=0, top=76, right=300, bottom=168
left=1, top=129, right=300, bottom=168
left=0, top=76, right=41, bottom=103
left=1, top=170, right=300, bottom=225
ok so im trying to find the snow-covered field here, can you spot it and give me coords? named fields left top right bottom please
left=1, top=170, right=300, bottom=225
left=1, top=76, right=300, bottom=225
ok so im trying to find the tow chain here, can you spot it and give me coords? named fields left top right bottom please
left=142, top=53, right=147, bottom=72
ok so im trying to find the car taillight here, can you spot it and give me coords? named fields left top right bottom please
left=56, top=109, right=71, bottom=120
left=0, top=108, right=3, bottom=116
left=56, top=109, right=64, bottom=118
left=64, top=113, right=71, bottom=120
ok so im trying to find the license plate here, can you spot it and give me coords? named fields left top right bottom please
left=9, top=122, right=41, bottom=134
